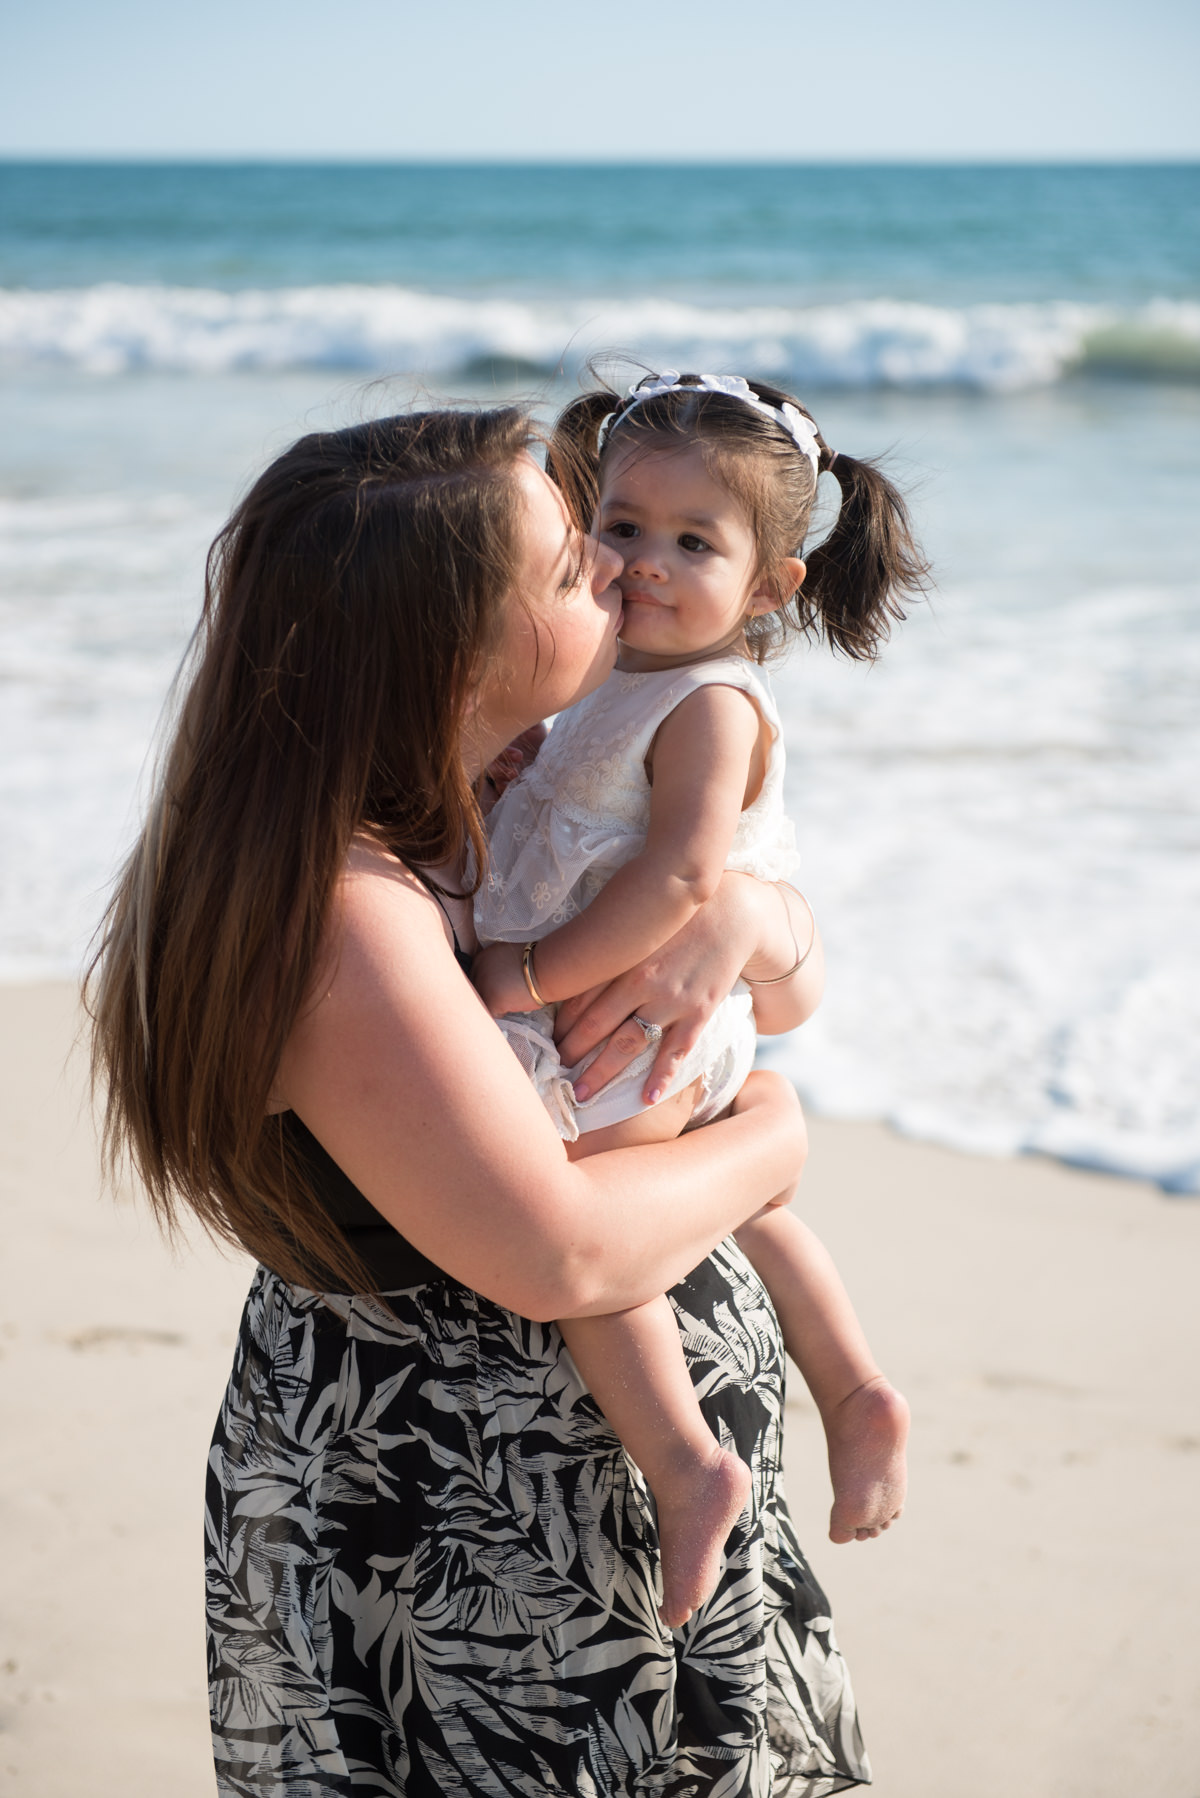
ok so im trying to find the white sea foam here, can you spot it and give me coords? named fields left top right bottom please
left=0, top=491, right=212, bottom=979
left=2, top=284, right=1200, bottom=389
left=2, top=401, right=1197, bottom=1197
left=759, top=581, right=1200, bottom=1195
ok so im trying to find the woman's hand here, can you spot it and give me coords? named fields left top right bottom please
left=555, top=872, right=767, bottom=1104
left=555, top=873, right=823, bottom=1104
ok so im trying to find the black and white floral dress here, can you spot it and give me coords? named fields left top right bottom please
left=206, top=1190, right=870, bottom=1798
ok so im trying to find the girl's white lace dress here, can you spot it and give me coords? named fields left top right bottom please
left=476, top=656, right=800, bottom=1139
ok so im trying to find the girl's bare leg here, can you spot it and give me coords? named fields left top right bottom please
left=561, top=1086, right=751, bottom=1629
left=735, top=1205, right=909, bottom=1542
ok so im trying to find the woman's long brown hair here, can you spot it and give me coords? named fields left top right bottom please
left=87, top=407, right=533, bottom=1292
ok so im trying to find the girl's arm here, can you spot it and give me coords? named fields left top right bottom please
left=273, top=842, right=805, bottom=1324
left=472, top=684, right=761, bottom=1015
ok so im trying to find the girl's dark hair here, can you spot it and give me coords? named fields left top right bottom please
left=87, top=407, right=535, bottom=1293
left=549, top=369, right=930, bottom=661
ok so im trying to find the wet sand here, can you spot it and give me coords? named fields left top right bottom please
left=1, top=981, right=1197, bottom=1796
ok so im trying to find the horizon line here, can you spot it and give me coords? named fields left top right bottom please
left=2, top=152, right=1198, bottom=169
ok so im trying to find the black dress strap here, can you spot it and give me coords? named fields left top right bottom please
left=409, top=868, right=474, bottom=976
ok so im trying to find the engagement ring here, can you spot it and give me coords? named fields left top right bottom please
left=631, top=1014, right=663, bottom=1046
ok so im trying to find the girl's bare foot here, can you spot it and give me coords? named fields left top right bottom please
left=825, top=1374, right=910, bottom=1544
left=654, top=1446, right=752, bottom=1629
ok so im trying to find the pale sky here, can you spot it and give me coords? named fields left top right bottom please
left=3, top=0, right=1198, bottom=161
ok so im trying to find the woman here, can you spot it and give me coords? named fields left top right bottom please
left=90, top=407, right=870, bottom=1796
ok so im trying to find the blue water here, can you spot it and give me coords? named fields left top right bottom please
left=3, top=162, right=1199, bottom=302
left=1, top=162, right=1197, bottom=1189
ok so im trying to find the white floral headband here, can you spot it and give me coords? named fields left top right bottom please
left=596, top=371, right=825, bottom=475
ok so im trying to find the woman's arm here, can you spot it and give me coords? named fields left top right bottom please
left=472, top=686, right=760, bottom=1015
left=274, top=844, right=805, bottom=1323
left=555, top=871, right=824, bottom=1105
left=740, top=880, right=825, bottom=1035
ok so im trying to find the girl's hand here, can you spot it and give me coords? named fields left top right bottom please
left=555, top=872, right=767, bottom=1105
left=471, top=941, right=531, bottom=1018
left=486, top=723, right=547, bottom=798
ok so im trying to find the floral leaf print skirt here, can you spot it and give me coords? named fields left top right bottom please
left=206, top=1240, right=870, bottom=1797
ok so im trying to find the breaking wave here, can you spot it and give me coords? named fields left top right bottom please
left=3, top=284, right=1200, bottom=389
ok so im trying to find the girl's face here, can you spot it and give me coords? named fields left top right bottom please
left=598, top=440, right=802, bottom=671
left=472, top=456, right=624, bottom=758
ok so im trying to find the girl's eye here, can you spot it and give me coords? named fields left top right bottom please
left=605, top=520, right=638, bottom=541
left=679, top=534, right=710, bottom=553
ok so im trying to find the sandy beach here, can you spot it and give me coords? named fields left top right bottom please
left=1, top=979, right=1197, bottom=1797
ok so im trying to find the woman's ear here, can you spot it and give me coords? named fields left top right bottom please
left=747, top=557, right=806, bottom=617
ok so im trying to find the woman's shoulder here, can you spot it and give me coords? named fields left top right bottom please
left=311, top=838, right=468, bottom=998
left=273, top=836, right=474, bottom=1113
left=339, top=835, right=444, bottom=919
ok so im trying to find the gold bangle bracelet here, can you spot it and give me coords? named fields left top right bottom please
left=521, top=940, right=548, bottom=1007
left=742, top=884, right=817, bottom=986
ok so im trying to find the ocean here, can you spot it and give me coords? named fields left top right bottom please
left=1, top=161, right=1197, bottom=1191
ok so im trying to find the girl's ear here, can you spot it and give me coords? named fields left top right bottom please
left=747, top=556, right=806, bottom=617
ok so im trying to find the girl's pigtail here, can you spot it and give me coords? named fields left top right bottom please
left=802, top=449, right=931, bottom=661
left=545, top=391, right=615, bottom=531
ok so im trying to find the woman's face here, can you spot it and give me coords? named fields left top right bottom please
left=473, top=456, right=624, bottom=755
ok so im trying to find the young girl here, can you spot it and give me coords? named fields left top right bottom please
left=472, top=370, right=926, bottom=1630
